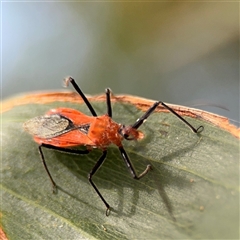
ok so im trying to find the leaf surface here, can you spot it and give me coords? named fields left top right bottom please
left=1, top=93, right=239, bottom=239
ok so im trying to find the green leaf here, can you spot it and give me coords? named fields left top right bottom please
left=1, top=94, right=239, bottom=239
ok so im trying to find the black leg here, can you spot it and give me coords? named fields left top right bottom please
left=64, top=77, right=97, bottom=117
left=41, top=143, right=90, bottom=154
left=105, top=88, right=112, bottom=117
left=131, top=101, right=204, bottom=133
left=39, top=144, right=90, bottom=193
left=88, top=150, right=111, bottom=216
left=119, top=146, right=152, bottom=179
left=39, top=145, right=57, bottom=193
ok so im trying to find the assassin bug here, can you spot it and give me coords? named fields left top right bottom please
left=23, top=77, right=204, bottom=216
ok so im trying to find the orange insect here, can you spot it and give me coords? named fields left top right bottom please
left=23, top=77, right=203, bottom=215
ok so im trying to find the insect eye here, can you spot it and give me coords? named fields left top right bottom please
left=119, top=125, right=137, bottom=141
left=123, top=133, right=129, bottom=139
left=124, top=134, right=134, bottom=140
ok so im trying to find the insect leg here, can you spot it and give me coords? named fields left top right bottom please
left=105, top=88, right=112, bottom=118
left=41, top=143, right=90, bottom=154
left=39, top=143, right=90, bottom=193
left=132, top=101, right=204, bottom=133
left=88, top=150, right=111, bottom=216
left=119, top=146, right=152, bottom=179
left=39, top=145, right=57, bottom=193
left=64, top=77, right=97, bottom=117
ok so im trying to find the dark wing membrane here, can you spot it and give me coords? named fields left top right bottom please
left=78, top=124, right=90, bottom=134
left=23, top=114, right=74, bottom=139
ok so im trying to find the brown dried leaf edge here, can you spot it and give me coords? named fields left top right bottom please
left=2, top=91, right=239, bottom=139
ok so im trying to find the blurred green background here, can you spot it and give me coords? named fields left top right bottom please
left=2, top=2, right=239, bottom=125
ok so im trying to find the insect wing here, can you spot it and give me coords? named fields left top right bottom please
left=23, top=114, right=71, bottom=139
left=24, top=108, right=97, bottom=147
left=33, top=129, right=94, bottom=147
left=47, top=108, right=94, bottom=126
